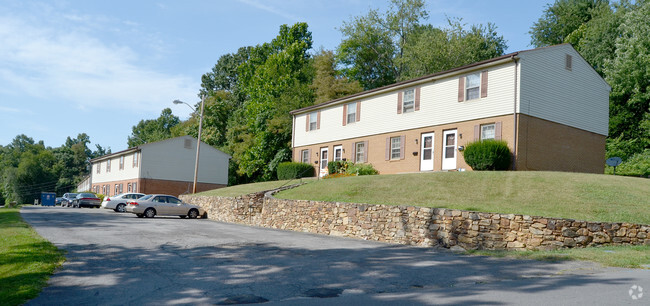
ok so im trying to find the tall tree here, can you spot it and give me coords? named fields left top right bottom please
left=311, top=49, right=363, bottom=104
left=529, top=0, right=610, bottom=47
left=604, top=1, right=650, bottom=158
left=232, top=22, right=315, bottom=180
left=127, top=108, right=180, bottom=147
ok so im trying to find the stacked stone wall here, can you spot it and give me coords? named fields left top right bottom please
left=181, top=189, right=650, bottom=250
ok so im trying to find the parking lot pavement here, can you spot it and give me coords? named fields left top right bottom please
left=21, top=206, right=649, bottom=305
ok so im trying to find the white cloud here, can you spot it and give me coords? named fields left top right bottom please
left=237, top=0, right=304, bottom=22
left=0, top=5, right=198, bottom=114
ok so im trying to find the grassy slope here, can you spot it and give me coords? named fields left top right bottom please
left=197, top=179, right=302, bottom=197
left=276, top=171, right=650, bottom=225
left=0, top=207, right=65, bottom=306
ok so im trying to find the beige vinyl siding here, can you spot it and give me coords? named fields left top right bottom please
left=294, top=63, right=517, bottom=147
left=518, top=45, right=609, bottom=136
left=140, top=136, right=229, bottom=185
left=92, top=154, right=139, bottom=184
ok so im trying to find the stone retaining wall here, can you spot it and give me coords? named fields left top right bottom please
left=181, top=189, right=650, bottom=250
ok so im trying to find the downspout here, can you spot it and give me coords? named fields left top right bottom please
left=512, top=55, right=519, bottom=170
left=291, top=115, right=296, bottom=161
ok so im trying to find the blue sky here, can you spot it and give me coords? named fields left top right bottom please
left=0, top=0, right=552, bottom=152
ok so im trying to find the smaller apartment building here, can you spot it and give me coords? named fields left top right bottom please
left=290, top=44, right=610, bottom=176
left=90, top=136, right=230, bottom=196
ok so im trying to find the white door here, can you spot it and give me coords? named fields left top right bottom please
left=333, top=145, right=343, bottom=161
left=319, top=147, right=329, bottom=177
left=420, top=133, right=434, bottom=171
left=442, top=130, right=457, bottom=170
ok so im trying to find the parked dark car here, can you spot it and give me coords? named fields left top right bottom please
left=71, top=193, right=101, bottom=208
left=61, top=193, right=78, bottom=207
left=55, top=197, right=63, bottom=206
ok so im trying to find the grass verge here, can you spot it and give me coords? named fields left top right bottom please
left=0, top=207, right=65, bottom=306
left=276, top=171, right=650, bottom=224
left=466, top=245, right=650, bottom=269
left=197, top=178, right=312, bottom=197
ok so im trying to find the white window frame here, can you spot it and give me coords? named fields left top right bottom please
left=96, top=163, right=101, bottom=174
left=106, top=159, right=111, bottom=173
left=347, top=102, right=357, bottom=123
left=119, top=156, right=124, bottom=170
left=133, top=152, right=139, bottom=168
left=481, top=123, right=496, bottom=140
left=466, top=73, right=480, bottom=101
left=402, top=89, right=415, bottom=113
left=390, top=137, right=401, bottom=160
left=301, top=149, right=309, bottom=164
left=355, top=142, right=365, bottom=163
left=309, top=111, right=318, bottom=131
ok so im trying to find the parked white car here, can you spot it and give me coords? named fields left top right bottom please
left=101, top=193, right=146, bottom=212
left=126, top=194, right=205, bottom=219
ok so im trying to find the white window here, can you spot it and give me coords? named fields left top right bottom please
left=347, top=102, right=356, bottom=123
left=114, top=185, right=119, bottom=195
left=132, top=182, right=137, bottom=193
left=403, top=89, right=415, bottom=113
left=481, top=123, right=496, bottom=140
left=96, top=163, right=101, bottom=174
left=106, top=159, right=111, bottom=172
left=133, top=152, right=139, bottom=167
left=309, top=111, right=318, bottom=131
left=119, top=156, right=124, bottom=170
left=355, top=142, right=365, bottom=163
left=390, top=137, right=401, bottom=160
left=301, top=149, right=309, bottom=164
left=466, top=73, right=480, bottom=100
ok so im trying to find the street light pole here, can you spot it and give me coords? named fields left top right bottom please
left=193, top=95, right=205, bottom=194
left=172, top=95, right=205, bottom=194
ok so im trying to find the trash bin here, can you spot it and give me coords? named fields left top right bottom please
left=40, top=192, right=56, bottom=206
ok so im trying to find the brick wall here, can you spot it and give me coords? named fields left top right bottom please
left=181, top=188, right=649, bottom=251
left=94, top=178, right=226, bottom=197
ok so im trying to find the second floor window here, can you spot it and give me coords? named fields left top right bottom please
left=309, top=111, right=318, bottom=131
left=106, top=160, right=111, bottom=172
left=347, top=102, right=357, bottom=123
left=403, top=89, right=415, bottom=113
left=466, top=73, right=480, bottom=100
left=133, top=152, right=139, bottom=167
left=119, top=156, right=124, bottom=170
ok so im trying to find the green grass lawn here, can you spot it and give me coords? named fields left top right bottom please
left=467, top=245, right=650, bottom=269
left=0, top=207, right=65, bottom=306
left=276, top=171, right=650, bottom=225
left=197, top=178, right=312, bottom=197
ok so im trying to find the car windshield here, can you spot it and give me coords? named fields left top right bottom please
left=139, top=195, right=153, bottom=201
left=66, top=193, right=78, bottom=198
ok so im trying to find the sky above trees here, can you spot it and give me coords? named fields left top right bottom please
left=0, top=0, right=551, bottom=152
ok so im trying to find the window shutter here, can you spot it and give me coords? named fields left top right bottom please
left=415, top=87, right=421, bottom=111
left=481, top=71, right=488, bottom=98
left=352, top=143, right=357, bottom=163
left=397, top=92, right=403, bottom=114
left=342, top=104, right=347, bottom=126
left=305, top=114, right=309, bottom=132
left=356, top=101, right=361, bottom=122
left=458, top=76, right=465, bottom=102
left=385, top=138, right=390, bottom=160
left=474, top=125, right=480, bottom=141
left=363, top=141, right=368, bottom=163
left=495, top=122, right=502, bottom=140
left=400, top=135, right=405, bottom=160
left=317, top=111, right=321, bottom=130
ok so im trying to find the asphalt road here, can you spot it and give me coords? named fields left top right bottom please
left=22, top=206, right=648, bottom=305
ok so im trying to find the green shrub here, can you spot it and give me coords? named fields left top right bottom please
left=94, top=193, right=105, bottom=202
left=328, top=160, right=352, bottom=174
left=463, top=140, right=512, bottom=170
left=277, top=162, right=315, bottom=180
left=605, top=149, right=650, bottom=177
left=347, top=163, right=379, bottom=175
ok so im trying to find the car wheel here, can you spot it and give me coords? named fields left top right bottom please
left=136, top=214, right=144, bottom=218
left=188, top=209, right=199, bottom=219
left=116, top=204, right=126, bottom=213
left=144, top=208, right=156, bottom=218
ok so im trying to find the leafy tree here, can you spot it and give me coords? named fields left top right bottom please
left=171, top=91, right=234, bottom=150
left=127, top=108, right=180, bottom=147
left=604, top=1, right=650, bottom=159
left=311, top=49, right=363, bottom=103
left=529, top=0, right=610, bottom=47
left=233, top=22, right=315, bottom=180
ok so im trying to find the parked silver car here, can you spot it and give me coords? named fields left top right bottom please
left=101, top=193, right=146, bottom=212
left=125, top=194, right=205, bottom=219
